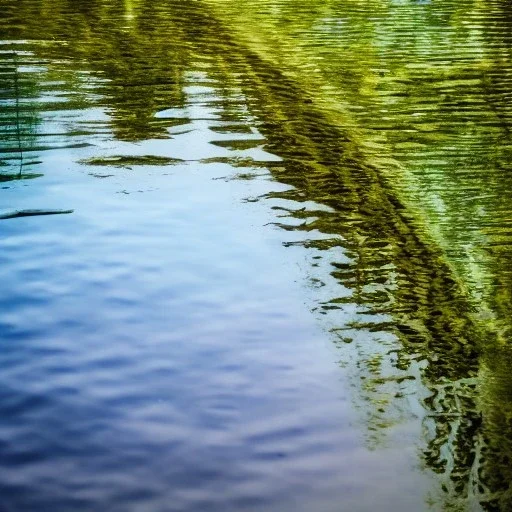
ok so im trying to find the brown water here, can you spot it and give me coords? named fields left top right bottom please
left=1, top=1, right=512, bottom=511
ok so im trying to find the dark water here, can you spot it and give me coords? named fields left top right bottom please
left=1, top=1, right=512, bottom=511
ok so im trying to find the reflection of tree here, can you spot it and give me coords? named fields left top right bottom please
left=477, top=349, right=512, bottom=511
left=186, top=2, right=512, bottom=509
left=170, top=4, right=512, bottom=509
left=81, top=0, right=190, bottom=141
left=0, top=50, right=40, bottom=180
left=203, top=0, right=512, bottom=339
left=4, top=0, right=190, bottom=142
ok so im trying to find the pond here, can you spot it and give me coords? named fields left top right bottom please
left=1, top=1, right=512, bottom=511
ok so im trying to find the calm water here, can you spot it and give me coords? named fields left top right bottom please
left=1, top=1, right=512, bottom=511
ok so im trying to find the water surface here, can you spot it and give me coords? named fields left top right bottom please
left=1, top=1, right=512, bottom=511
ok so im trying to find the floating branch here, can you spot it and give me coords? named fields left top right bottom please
left=0, top=209, right=74, bottom=220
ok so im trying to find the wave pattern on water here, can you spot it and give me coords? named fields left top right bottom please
left=2, top=1, right=512, bottom=511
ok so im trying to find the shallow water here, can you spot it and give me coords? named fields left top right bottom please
left=1, top=1, right=512, bottom=511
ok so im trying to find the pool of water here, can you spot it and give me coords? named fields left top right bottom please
left=1, top=1, right=512, bottom=511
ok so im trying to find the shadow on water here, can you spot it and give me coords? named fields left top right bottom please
left=2, top=0, right=512, bottom=510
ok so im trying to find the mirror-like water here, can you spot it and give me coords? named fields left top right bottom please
left=1, top=1, right=512, bottom=511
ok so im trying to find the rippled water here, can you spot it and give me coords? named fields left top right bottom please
left=1, top=1, right=512, bottom=511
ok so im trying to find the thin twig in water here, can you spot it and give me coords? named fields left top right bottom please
left=12, top=50, right=23, bottom=175
left=0, top=209, right=74, bottom=220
